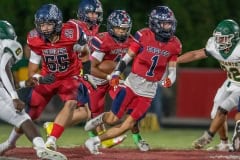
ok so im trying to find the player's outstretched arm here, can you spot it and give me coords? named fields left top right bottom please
left=161, top=61, right=177, bottom=88
left=177, top=48, right=207, bottom=64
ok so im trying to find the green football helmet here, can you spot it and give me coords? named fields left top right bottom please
left=0, top=20, right=17, bottom=40
left=213, top=19, right=239, bottom=51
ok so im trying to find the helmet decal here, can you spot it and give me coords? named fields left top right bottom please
left=107, top=10, right=132, bottom=42
left=34, top=4, right=63, bottom=40
left=77, top=0, right=103, bottom=26
left=149, top=6, right=177, bottom=42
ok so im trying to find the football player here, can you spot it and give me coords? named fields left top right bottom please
left=84, top=6, right=181, bottom=154
left=43, top=0, right=106, bottom=147
left=44, top=0, right=102, bottom=130
left=0, top=3, right=89, bottom=152
left=74, top=0, right=103, bottom=75
left=87, top=9, right=150, bottom=150
left=177, top=19, right=240, bottom=151
left=0, top=20, right=67, bottom=160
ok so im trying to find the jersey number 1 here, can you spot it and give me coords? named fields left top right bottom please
left=146, top=55, right=159, bottom=76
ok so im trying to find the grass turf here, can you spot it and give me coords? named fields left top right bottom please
left=0, top=123, right=233, bottom=149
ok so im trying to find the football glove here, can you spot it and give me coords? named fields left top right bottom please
left=161, top=77, right=172, bottom=88
left=38, top=73, right=55, bottom=84
left=24, top=77, right=38, bottom=87
left=109, top=75, right=120, bottom=87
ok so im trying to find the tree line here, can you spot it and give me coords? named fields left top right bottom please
left=1, top=0, right=240, bottom=67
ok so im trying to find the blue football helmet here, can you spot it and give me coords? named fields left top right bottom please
left=107, top=10, right=132, bottom=42
left=149, top=6, right=177, bottom=42
left=34, top=4, right=63, bottom=40
left=77, top=0, right=103, bottom=26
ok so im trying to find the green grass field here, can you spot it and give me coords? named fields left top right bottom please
left=0, top=123, right=233, bottom=150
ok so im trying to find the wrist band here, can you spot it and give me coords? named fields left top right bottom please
left=106, top=74, right=111, bottom=80
left=19, top=81, right=26, bottom=88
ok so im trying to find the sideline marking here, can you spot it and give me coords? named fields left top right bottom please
left=210, top=155, right=240, bottom=159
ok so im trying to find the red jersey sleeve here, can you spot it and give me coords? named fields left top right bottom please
left=129, top=40, right=141, bottom=54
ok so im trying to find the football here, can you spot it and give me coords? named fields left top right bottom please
left=98, top=60, right=117, bottom=74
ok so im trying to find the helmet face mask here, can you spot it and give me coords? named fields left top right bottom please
left=34, top=4, right=63, bottom=40
left=213, top=31, right=234, bottom=50
left=107, top=10, right=132, bottom=42
left=149, top=6, right=177, bottom=42
left=213, top=19, right=240, bottom=51
left=77, top=0, right=103, bottom=26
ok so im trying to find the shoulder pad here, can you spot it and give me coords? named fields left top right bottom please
left=1, top=39, right=23, bottom=62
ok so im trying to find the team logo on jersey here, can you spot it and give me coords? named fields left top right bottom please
left=147, top=46, right=169, bottom=57
left=64, top=29, right=74, bottom=38
left=111, top=48, right=128, bottom=55
left=29, top=30, right=38, bottom=38
left=15, top=47, right=22, bottom=55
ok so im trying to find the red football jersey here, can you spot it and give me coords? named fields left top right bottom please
left=27, top=21, right=82, bottom=80
left=68, top=19, right=99, bottom=41
left=131, top=28, right=182, bottom=81
left=91, top=32, right=135, bottom=62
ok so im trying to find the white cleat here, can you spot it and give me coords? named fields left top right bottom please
left=36, top=147, right=67, bottom=160
left=0, top=140, right=16, bottom=156
left=232, top=121, right=240, bottom=151
left=45, top=136, right=57, bottom=151
left=206, top=142, right=232, bottom=151
left=85, top=137, right=101, bottom=155
left=137, top=140, right=150, bottom=152
left=84, top=114, right=104, bottom=131
left=192, top=131, right=212, bottom=149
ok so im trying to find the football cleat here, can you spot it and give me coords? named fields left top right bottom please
left=137, top=139, right=150, bottom=151
left=45, top=136, right=57, bottom=151
left=101, top=135, right=127, bottom=148
left=206, top=142, right=232, bottom=151
left=43, top=121, right=54, bottom=137
left=35, top=146, right=67, bottom=160
left=232, top=120, right=240, bottom=151
left=84, top=113, right=104, bottom=131
left=192, top=131, right=212, bottom=149
left=85, top=137, right=101, bottom=155
left=0, top=140, right=16, bottom=156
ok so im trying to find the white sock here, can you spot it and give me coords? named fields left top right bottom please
left=220, top=139, right=229, bottom=144
left=47, top=136, right=56, bottom=142
left=93, top=136, right=101, bottom=143
left=32, top=137, right=45, bottom=148
left=8, top=128, right=22, bottom=145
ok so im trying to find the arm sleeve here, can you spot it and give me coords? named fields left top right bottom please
left=204, top=48, right=210, bottom=56
left=91, top=50, right=105, bottom=62
left=129, top=41, right=141, bottom=54
left=167, top=67, right=176, bottom=84
left=0, top=52, right=19, bottom=99
left=29, top=50, right=41, bottom=64
left=73, top=30, right=89, bottom=53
